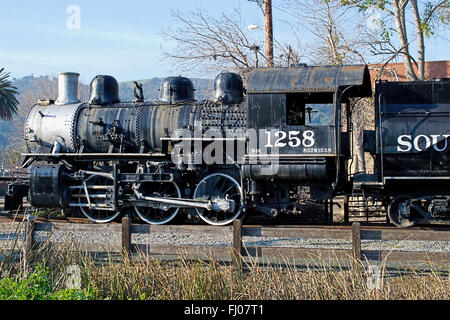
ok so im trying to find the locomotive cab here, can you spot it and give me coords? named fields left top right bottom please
left=242, top=65, right=371, bottom=212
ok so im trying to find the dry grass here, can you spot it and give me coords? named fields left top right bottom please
left=79, top=251, right=449, bottom=300
left=0, top=224, right=449, bottom=300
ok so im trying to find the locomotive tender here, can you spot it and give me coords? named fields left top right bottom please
left=354, top=79, right=450, bottom=227
left=7, top=64, right=450, bottom=227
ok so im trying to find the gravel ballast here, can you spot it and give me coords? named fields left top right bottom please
left=0, top=230, right=439, bottom=253
left=0, top=223, right=449, bottom=254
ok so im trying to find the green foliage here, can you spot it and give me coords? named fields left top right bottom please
left=33, top=208, right=52, bottom=218
left=0, top=264, right=95, bottom=300
left=0, top=68, right=19, bottom=121
left=421, top=21, right=433, bottom=37
left=32, top=208, right=65, bottom=219
left=341, top=0, right=390, bottom=12
left=421, top=0, right=450, bottom=37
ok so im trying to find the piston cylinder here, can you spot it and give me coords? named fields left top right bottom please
left=29, top=165, right=70, bottom=208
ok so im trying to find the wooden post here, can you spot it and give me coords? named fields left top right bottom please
left=121, top=215, right=131, bottom=259
left=232, top=219, right=242, bottom=271
left=329, top=198, right=334, bottom=223
left=23, top=219, right=35, bottom=267
left=352, top=222, right=361, bottom=261
left=344, top=195, right=349, bottom=224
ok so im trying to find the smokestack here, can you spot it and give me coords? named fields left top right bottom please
left=55, top=72, right=81, bottom=105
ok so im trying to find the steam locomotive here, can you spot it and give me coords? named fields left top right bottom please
left=5, top=64, right=450, bottom=227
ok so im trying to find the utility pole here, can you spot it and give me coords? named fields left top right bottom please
left=287, top=45, right=293, bottom=67
left=264, top=0, right=274, bottom=67
left=250, top=44, right=260, bottom=68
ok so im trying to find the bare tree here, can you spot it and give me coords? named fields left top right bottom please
left=410, top=0, right=425, bottom=79
left=160, top=6, right=304, bottom=76
left=281, top=0, right=372, bottom=66
left=410, top=0, right=449, bottom=79
left=161, top=8, right=261, bottom=75
left=341, top=0, right=450, bottom=80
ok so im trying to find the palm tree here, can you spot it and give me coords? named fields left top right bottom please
left=0, top=68, right=19, bottom=121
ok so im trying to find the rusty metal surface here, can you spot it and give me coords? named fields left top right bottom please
left=246, top=65, right=372, bottom=96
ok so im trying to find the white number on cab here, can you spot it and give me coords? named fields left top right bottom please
left=265, top=130, right=315, bottom=148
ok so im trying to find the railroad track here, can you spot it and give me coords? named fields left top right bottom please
left=1, top=211, right=449, bottom=245
left=2, top=194, right=448, bottom=228
left=1, top=197, right=450, bottom=255
left=1, top=205, right=450, bottom=231
left=1, top=210, right=450, bottom=231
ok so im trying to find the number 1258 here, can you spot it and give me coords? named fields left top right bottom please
left=265, top=130, right=315, bottom=148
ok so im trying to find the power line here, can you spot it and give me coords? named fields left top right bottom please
left=432, top=33, right=450, bottom=42
left=271, top=3, right=308, bottom=21
left=404, top=16, right=450, bottom=42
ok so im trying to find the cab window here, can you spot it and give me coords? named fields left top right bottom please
left=286, top=93, right=335, bottom=126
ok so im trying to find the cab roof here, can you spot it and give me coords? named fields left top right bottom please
left=245, top=64, right=372, bottom=97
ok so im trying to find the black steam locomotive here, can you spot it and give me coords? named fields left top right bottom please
left=5, top=64, right=450, bottom=227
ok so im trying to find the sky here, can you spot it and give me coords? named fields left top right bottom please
left=1, top=0, right=449, bottom=83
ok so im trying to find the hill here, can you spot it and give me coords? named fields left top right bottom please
left=119, top=77, right=214, bottom=101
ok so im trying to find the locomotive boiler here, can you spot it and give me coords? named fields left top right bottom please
left=22, top=71, right=249, bottom=225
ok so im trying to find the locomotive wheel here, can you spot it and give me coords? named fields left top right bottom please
left=133, top=182, right=182, bottom=225
left=77, top=174, right=121, bottom=223
left=387, top=197, right=419, bottom=228
left=193, top=173, right=243, bottom=226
